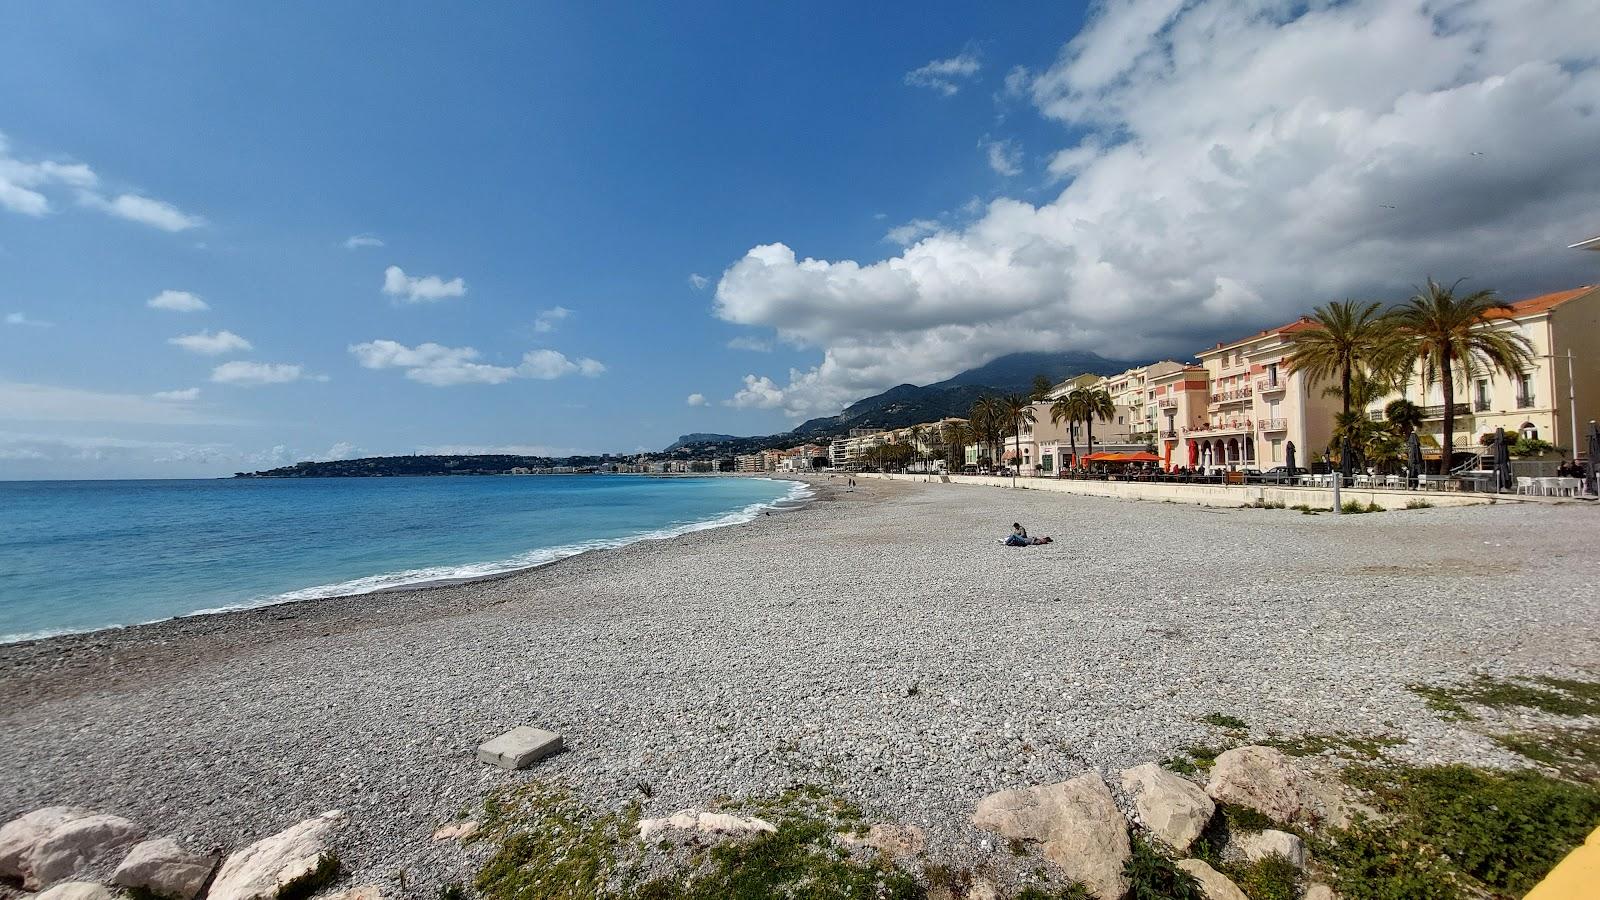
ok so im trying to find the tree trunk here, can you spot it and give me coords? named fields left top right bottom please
left=1340, top=362, right=1353, bottom=477
left=1439, top=355, right=1455, bottom=476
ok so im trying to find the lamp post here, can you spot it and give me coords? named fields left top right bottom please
left=1326, top=452, right=1341, bottom=515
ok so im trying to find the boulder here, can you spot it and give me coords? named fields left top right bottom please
left=34, top=881, right=115, bottom=900
left=476, top=727, right=563, bottom=771
left=0, top=808, right=96, bottom=881
left=636, top=810, right=775, bottom=842
left=1303, top=884, right=1337, bottom=900
left=837, top=824, right=926, bottom=858
left=1119, top=763, right=1215, bottom=851
left=25, top=814, right=145, bottom=889
left=429, top=821, right=479, bottom=843
left=1235, top=828, right=1306, bottom=868
left=208, top=810, right=345, bottom=900
left=327, top=884, right=380, bottom=900
left=972, top=771, right=1131, bottom=900
left=1175, top=860, right=1249, bottom=900
left=1205, top=747, right=1347, bottom=828
left=112, top=838, right=218, bottom=900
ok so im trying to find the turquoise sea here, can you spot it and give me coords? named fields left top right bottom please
left=0, top=474, right=805, bottom=643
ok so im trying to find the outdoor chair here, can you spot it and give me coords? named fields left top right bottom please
left=1516, top=476, right=1537, bottom=495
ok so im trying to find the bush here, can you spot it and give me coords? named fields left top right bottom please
left=1124, top=837, right=1202, bottom=900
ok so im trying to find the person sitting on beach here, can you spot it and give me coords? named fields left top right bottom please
left=1012, top=522, right=1028, bottom=539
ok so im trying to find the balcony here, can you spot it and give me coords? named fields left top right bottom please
left=1209, top=387, right=1253, bottom=405
left=1257, top=418, right=1288, bottom=433
left=1420, top=403, right=1471, bottom=419
left=1255, top=378, right=1285, bottom=394
left=1183, top=418, right=1251, bottom=435
left=1474, top=399, right=1491, bottom=412
left=1516, top=396, right=1535, bottom=409
left=1160, top=429, right=1178, bottom=439
left=1157, top=397, right=1178, bottom=410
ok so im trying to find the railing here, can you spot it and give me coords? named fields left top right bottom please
left=1474, top=399, right=1491, bottom=412
left=1257, top=418, right=1287, bottom=432
left=1183, top=419, right=1251, bottom=434
left=1160, top=429, right=1178, bottom=438
left=1157, top=398, right=1178, bottom=409
left=1255, top=378, right=1285, bottom=393
left=1516, top=396, right=1535, bottom=409
left=1421, top=403, right=1471, bottom=419
left=1209, top=387, right=1253, bottom=404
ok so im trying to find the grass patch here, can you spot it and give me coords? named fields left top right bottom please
left=1015, top=886, right=1092, bottom=900
left=1160, top=744, right=1225, bottom=775
left=474, top=784, right=641, bottom=900
left=1200, top=713, right=1248, bottom=730
left=1243, top=499, right=1286, bottom=509
left=1339, top=500, right=1385, bottom=513
left=1260, top=732, right=1403, bottom=761
left=1291, top=504, right=1321, bottom=515
left=1495, top=725, right=1600, bottom=782
left=1325, top=764, right=1600, bottom=897
left=1410, top=674, right=1600, bottom=721
left=1226, top=855, right=1301, bottom=900
left=276, top=854, right=341, bottom=900
left=1124, top=837, right=1202, bottom=900
left=1404, top=499, right=1433, bottom=509
left=1220, top=804, right=1275, bottom=835
left=438, top=885, right=469, bottom=900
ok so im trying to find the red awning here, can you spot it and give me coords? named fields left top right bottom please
left=1083, top=451, right=1161, bottom=463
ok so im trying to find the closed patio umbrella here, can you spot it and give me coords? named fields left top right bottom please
left=1338, top=439, right=1354, bottom=486
left=1285, top=441, right=1297, bottom=479
left=1587, top=420, right=1598, bottom=496
left=1407, top=432, right=1423, bottom=490
left=1493, top=426, right=1512, bottom=492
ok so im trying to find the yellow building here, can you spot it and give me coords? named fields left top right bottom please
left=1369, top=285, right=1600, bottom=458
left=1192, top=319, right=1342, bottom=471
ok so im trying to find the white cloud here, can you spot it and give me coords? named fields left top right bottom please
left=688, top=273, right=710, bottom=290
left=77, top=191, right=204, bottom=231
left=0, top=382, right=228, bottom=425
left=147, top=290, right=209, bottom=312
left=417, top=442, right=595, bottom=457
left=725, top=374, right=786, bottom=409
left=726, top=336, right=773, bottom=352
left=382, top=265, right=467, bottom=303
left=686, top=393, right=708, bottom=407
left=152, top=387, right=200, bottom=401
left=318, top=441, right=361, bottom=460
left=905, top=51, right=982, bottom=96
left=5, top=312, right=51, bottom=327
left=169, top=329, right=252, bottom=355
left=883, top=218, right=941, bottom=246
left=983, top=138, right=1024, bottom=176
left=533, top=305, right=571, bottom=333
left=211, top=361, right=308, bottom=386
left=0, top=132, right=98, bottom=216
left=344, top=233, right=384, bottom=249
left=713, top=0, right=1600, bottom=418
left=1003, top=65, right=1032, bottom=97
left=519, top=349, right=606, bottom=379
left=349, top=340, right=604, bottom=386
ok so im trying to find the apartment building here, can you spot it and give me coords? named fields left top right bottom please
left=1149, top=363, right=1210, bottom=469
left=1368, top=285, right=1600, bottom=456
left=1191, top=320, right=1342, bottom=471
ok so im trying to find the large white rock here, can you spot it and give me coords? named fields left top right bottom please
left=1205, top=747, right=1347, bottom=828
left=34, top=881, right=115, bottom=900
left=25, top=814, right=145, bottom=889
left=837, top=824, right=927, bottom=859
left=636, top=810, right=775, bottom=842
left=112, top=838, right=218, bottom=900
left=972, top=771, right=1131, bottom=900
left=0, top=808, right=95, bottom=881
left=1176, top=860, right=1249, bottom=900
left=1235, top=828, right=1306, bottom=868
left=476, top=727, right=563, bottom=771
left=1119, top=763, right=1215, bottom=852
left=1302, top=883, right=1338, bottom=900
left=208, top=810, right=345, bottom=900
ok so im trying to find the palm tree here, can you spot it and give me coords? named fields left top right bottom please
left=942, top=420, right=974, bottom=471
left=1284, top=300, right=1395, bottom=474
left=1384, top=398, right=1424, bottom=437
left=909, top=425, right=926, bottom=477
left=972, top=396, right=1009, bottom=469
left=1070, top=387, right=1115, bottom=458
left=1389, top=278, right=1534, bottom=473
left=1049, top=394, right=1080, bottom=471
left=1001, top=393, right=1037, bottom=479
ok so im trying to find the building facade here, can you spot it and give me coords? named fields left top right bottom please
left=1191, top=320, right=1341, bottom=471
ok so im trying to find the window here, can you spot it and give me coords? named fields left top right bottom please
left=1516, top=374, right=1534, bottom=409
left=1267, top=363, right=1279, bottom=386
left=1475, top=380, right=1490, bottom=412
left=1271, top=438, right=1282, bottom=461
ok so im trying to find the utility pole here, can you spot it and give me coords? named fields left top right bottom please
left=1568, top=349, right=1578, bottom=458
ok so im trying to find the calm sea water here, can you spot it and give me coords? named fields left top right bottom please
left=0, top=475, right=805, bottom=643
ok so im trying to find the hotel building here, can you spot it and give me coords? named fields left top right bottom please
left=1190, top=320, right=1342, bottom=471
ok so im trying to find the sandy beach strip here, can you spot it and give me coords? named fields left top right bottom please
left=2, top=475, right=1597, bottom=891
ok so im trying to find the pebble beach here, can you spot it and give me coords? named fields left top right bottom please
left=2, top=476, right=1597, bottom=893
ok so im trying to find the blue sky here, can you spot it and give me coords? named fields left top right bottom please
left=4, top=1, right=1597, bottom=478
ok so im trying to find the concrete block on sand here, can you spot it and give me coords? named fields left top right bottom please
left=477, top=727, right=563, bottom=770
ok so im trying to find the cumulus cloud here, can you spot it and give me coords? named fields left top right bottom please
left=905, top=51, right=982, bottom=96
left=211, top=361, right=308, bottom=385
left=0, top=132, right=98, bottom=216
left=169, top=329, right=252, bottom=355
left=884, top=218, right=941, bottom=247
left=725, top=374, right=786, bottom=409
left=78, top=191, right=204, bottom=231
left=344, top=233, right=384, bottom=249
left=5, top=312, right=51, bottom=327
left=533, top=305, right=571, bottom=333
left=686, top=393, right=708, bottom=407
left=713, top=0, right=1600, bottom=418
left=349, top=340, right=604, bottom=386
left=147, top=290, right=209, bottom=312
left=152, top=387, right=200, bottom=401
left=983, top=138, right=1024, bottom=176
left=318, top=441, right=361, bottom=460
left=726, top=336, right=773, bottom=352
left=382, top=265, right=467, bottom=303
left=688, top=273, right=710, bottom=290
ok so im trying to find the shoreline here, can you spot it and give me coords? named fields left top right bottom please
left=0, top=474, right=815, bottom=651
